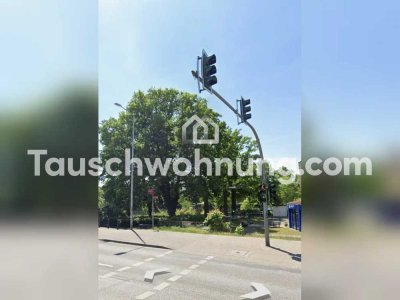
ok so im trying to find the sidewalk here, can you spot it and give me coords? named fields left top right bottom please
left=98, top=228, right=301, bottom=269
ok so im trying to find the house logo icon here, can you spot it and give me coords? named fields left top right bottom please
left=182, top=115, right=219, bottom=145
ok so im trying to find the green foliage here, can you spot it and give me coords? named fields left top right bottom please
left=99, top=88, right=260, bottom=218
left=204, top=209, right=225, bottom=231
left=235, top=224, right=245, bottom=236
left=176, top=207, right=196, bottom=216
left=98, top=187, right=106, bottom=219
left=178, top=197, right=193, bottom=210
left=223, top=222, right=232, bottom=232
left=155, top=209, right=169, bottom=217
left=240, top=197, right=258, bottom=212
left=277, top=180, right=301, bottom=204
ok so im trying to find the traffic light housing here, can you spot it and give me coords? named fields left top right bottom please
left=201, top=50, right=217, bottom=91
left=240, top=97, right=252, bottom=122
left=258, top=183, right=267, bottom=204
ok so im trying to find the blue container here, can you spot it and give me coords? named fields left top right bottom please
left=287, top=201, right=302, bottom=231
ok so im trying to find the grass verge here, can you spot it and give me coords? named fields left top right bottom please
left=155, top=226, right=301, bottom=240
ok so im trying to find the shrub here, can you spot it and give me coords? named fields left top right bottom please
left=204, top=209, right=225, bottom=231
left=176, top=207, right=196, bottom=216
left=178, top=197, right=192, bottom=210
left=235, top=224, right=245, bottom=236
left=155, top=209, right=169, bottom=217
left=240, top=197, right=258, bottom=213
left=223, top=222, right=232, bottom=232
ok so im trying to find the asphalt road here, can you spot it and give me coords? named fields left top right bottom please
left=98, top=239, right=301, bottom=299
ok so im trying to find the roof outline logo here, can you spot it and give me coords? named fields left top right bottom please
left=182, top=115, right=219, bottom=145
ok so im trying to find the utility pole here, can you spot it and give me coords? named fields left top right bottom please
left=192, top=52, right=270, bottom=246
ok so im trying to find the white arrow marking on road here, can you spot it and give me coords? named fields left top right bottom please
left=240, top=282, right=271, bottom=300
left=144, top=268, right=169, bottom=282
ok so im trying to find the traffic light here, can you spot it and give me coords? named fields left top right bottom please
left=240, top=97, right=252, bottom=122
left=258, top=183, right=267, bottom=204
left=201, top=50, right=217, bottom=91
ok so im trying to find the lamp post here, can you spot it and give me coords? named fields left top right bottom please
left=114, top=102, right=134, bottom=230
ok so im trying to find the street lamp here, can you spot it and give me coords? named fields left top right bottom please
left=114, top=102, right=135, bottom=230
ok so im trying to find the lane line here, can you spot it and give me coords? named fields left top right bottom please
left=189, top=264, right=199, bottom=270
left=180, top=269, right=192, bottom=275
left=132, top=262, right=144, bottom=267
left=117, top=266, right=131, bottom=272
left=100, top=272, right=117, bottom=279
left=144, top=258, right=155, bottom=262
left=165, top=251, right=173, bottom=255
left=135, top=291, right=154, bottom=300
left=168, top=275, right=182, bottom=282
left=198, top=260, right=207, bottom=264
left=154, top=282, right=170, bottom=291
left=98, top=263, right=113, bottom=268
left=156, top=253, right=165, bottom=258
left=206, top=256, right=214, bottom=260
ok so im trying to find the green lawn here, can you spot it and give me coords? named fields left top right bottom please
left=155, top=226, right=301, bottom=240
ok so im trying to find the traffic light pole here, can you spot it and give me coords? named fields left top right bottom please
left=192, top=71, right=270, bottom=247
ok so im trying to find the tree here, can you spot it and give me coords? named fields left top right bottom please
left=274, top=167, right=301, bottom=205
left=99, top=88, right=259, bottom=218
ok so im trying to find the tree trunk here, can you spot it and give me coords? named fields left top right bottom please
left=204, top=195, right=209, bottom=216
left=223, top=189, right=228, bottom=216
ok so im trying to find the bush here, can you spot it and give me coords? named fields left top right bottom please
left=155, top=209, right=169, bottom=217
left=223, top=222, right=232, bottom=232
left=204, top=209, right=225, bottom=231
left=176, top=207, right=196, bottom=216
left=240, top=198, right=255, bottom=212
left=235, top=224, right=245, bottom=236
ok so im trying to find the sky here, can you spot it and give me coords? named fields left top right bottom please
left=99, top=0, right=301, bottom=171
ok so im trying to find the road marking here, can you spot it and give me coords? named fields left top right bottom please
left=155, top=250, right=172, bottom=258
left=240, top=282, right=271, bottom=300
left=198, top=260, right=207, bottom=264
left=132, top=262, right=144, bottom=267
left=100, top=272, right=117, bottom=279
left=117, top=266, right=131, bottom=272
left=168, top=275, right=182, bottom=282
left=144, top=268, right=169, bottom=282
left=144, top=257, right=155, bottom=262
left=98, top=263, right=113, bottom=268
left=189, top=264, right=199, bottom=270
left=206, top=256, right=214, bottom=260
left=135, top=291, right=155, bottom=300
left=154, top=282, right=170, bottom=291
left=179, top=269, right=191, bottom=275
